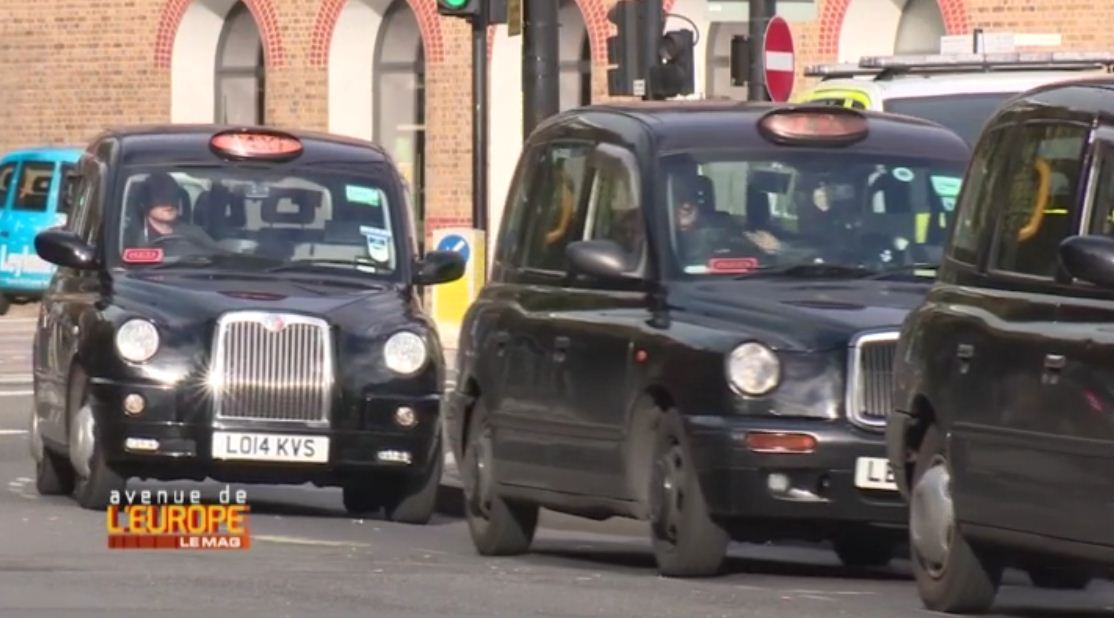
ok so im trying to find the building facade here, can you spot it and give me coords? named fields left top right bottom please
left=2, top=0, right=1113, bottom=250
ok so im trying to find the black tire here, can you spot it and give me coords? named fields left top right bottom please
left=342, top=483, right=382, bottom=516
left=649, top=410, right=729, bottom=578
left=462, top=397, right=538, bottom=555
left=832, top=534, right=896, bottom=568
left=36, top=450, right=75, bottom=495
left=382, top=433, right=444, bottom=525
left=1027, top=567, right=1091, bottom=590
left=68, top=369, right=126, bottom=510
left=0, top=295, right=9, bottom=316
left=910, top=425, right=1001, bottom=614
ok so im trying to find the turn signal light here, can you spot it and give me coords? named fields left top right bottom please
left=743, top=432, right=817, bottom=454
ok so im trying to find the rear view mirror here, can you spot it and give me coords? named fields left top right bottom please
left=1060, top=235, right=1114, bottom=288
left=566, top=240, right=641, bottom=281
left=35, top=229, right=97, bottom=270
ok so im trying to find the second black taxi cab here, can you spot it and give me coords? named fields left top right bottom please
left=444, top=101, right=970, bottom=576
left=29, top=126, right=463, bottom=523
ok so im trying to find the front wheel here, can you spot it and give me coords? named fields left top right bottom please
left=909, top=425, right=1001, bottom=614
left=649, top=410, right=729, bottom=577
left=462, top=398, right=538, bottom=555
left=381, top=434, right=444, bottom=525
left=31, top=410, right=74, bottom=495
left=67, top=369, right=126, bottom=510
left=1027, top=567, right=1091, bottom=590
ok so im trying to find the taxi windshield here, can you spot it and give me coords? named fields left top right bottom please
left=113, top=166, right=400, bottom=276
left=662, top=150, right=966, bottom=278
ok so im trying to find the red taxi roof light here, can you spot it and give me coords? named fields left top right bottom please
left=210, top=129, right=303, bottom=161
left=758, top=109, right=869, bottom=146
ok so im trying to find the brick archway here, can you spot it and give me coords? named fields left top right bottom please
left=154, top=0, right=284, bottom=68
left=817, top=0, right=970, bottom=58
left=310, top=0, right=445, bottom=66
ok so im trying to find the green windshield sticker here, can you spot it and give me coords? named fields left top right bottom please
left=892, top=167, right=915, bottom=182
left=931, top=175, right=962, bottom=197
left=346, top=185, right=381, bottom=206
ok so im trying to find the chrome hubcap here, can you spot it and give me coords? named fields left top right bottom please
left=653, top=444, right=685, bottom=544
left=69, top=403, right=95, bottom=480
left=911, top=455, right=954, bottom=578
left=29, top=412, right=43, bottom=464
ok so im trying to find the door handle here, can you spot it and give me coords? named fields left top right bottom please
left=492, top=331, right=510, bottom=355
left=1044, top=354, right=1066, bottom=371
left=957, top=344, right=974, bottom=360
left=553, top=336, right=570, bottom=363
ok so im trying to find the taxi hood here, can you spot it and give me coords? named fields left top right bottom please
left=672, top=278, right=928, bottom=353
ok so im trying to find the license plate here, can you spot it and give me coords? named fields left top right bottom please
left=212, top=431, right=329, bottom=464
left=854, top=457, right=898, bottom=491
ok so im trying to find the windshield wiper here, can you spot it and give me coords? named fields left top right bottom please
left=265, top=258, right=384, bottom=274
left=736, top=263, right=876, bottom=280
left=863, top=263, right=939, bottom=279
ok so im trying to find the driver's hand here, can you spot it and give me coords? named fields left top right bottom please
left=746, top=230, right=781, bottom=254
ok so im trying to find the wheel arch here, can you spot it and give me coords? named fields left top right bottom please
left=624, top=384, right=676, bottom=517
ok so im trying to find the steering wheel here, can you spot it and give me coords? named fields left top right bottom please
left=150, top=233, right=190, bottom=246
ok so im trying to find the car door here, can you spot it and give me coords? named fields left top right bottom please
left=1041, top=126, right=1114, bottom=547
left=546, top=141, right=653, bottom=498
left=952, top=117, right=1092, bottom=537
left=489, top=139, right=594, bottom=491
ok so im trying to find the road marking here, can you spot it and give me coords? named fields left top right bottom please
left=0, top=429, right=28, bottom=436
left=0, top=375, right=32, bottom=383
left=0, top=390, right=33, bottom=397
left=252, top=534, right=372, bottom=548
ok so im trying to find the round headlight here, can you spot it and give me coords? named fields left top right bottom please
left=115, top=319, right=160, bottom=363
left=384, top=331, right=428, bottom=375
left=726, top=342, right=781, bottom=396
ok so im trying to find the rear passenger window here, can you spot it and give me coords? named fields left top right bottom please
left=0, top=164, right=14, bottom=207
left=14, top=163, right=55, bottom=212
left=949, top=127, right=1010, bottom=264
left=519, top=143, right=593, bottom=272
left=990, top=123, right=1088, bottom=278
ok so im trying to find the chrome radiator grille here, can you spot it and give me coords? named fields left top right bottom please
left=845, top=331, right=899, bottom=429
left=210, top=311, right=334, bottom=425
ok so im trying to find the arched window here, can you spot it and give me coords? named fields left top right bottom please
left=215, top=2, right=264, bottom=125
left=895, top=0, right=946, bottom=54
left=706, top=22, right=748, bottom=100
left=375, top=0, right=425, bottom=232
left=558, top=0, right=591, bottom=111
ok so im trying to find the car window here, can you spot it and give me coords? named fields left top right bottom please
left=662, top=149, right=966, bottom=276
left=0, top=163, right=14, bottom=207
left=519, top=143, right=593, bottom=272
left=13, top=162, right=54, bottom=212
left=583, top=144, right=643, bottom=262
left=990, top=122, right=1089, bottom=279
left=884, top=93, right=1015, bottom=145
left=1088, top=141, right=1114, bottom=236
left=949, top=127, right=1012, bottom=265
left=493, top=145, right=544, bottom=275
left=57, top=164, right=77, bottom=216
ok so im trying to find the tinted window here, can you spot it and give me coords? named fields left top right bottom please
left=662, top=150, right=966, bottom=276
left=0, top=164, right=14, bottom=207
left=584, top=144, right=643, bottom=261
left=885, top=93, right=1014, bottom=145
left=990, top=122, right=1089, bottom=278
left=494, top=146, right=544, bottom=274
left=13, top=162, right=54, bottom=212
left=949, top=127, right=1011, bottom=264
left=58, top=164, right=76, bottom=216
left=519, top=143, right=592, bottom=272
left=1088, top=142, right=1114, bottom=236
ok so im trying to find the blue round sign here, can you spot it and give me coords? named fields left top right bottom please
left=437, top=234, right=470, bottom=264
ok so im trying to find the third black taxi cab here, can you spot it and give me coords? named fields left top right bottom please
left=30, top=126, right=462, bottom=523
left=444, top=101, right=971, bottom=576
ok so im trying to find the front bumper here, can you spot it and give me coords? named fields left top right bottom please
left=684, top=415, right=906, bottom=528
left=90, top=378, right=441, bottom=485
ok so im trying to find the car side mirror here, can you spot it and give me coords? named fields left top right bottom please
left=35, top=229, right=97, bottom=270
left=1060, top=235, right=1114, bottom=288
left=414, top=250, right=465, bottom=286
left=566, top=239, right=641, bottom=281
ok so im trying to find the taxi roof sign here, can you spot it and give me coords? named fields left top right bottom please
left=210, top=129, right=304, bottom=161
left=758, top=107, right=868, bottom=146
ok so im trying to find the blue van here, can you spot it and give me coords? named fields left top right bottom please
left=0, top=148, right=81, bottom=313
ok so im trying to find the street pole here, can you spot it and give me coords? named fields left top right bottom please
left=522, top=0, right=559, bottom=138
left=472, top=6, right=488, bottom=233
left=748, top=0, right=776, bottom=101
left=642, top=0, right=663, bottom=99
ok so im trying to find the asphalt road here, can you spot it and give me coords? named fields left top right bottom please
left=1, top=308, right=1113, bottom=617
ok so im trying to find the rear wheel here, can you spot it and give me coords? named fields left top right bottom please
left=462, top=397, right=537, bottom=555
left=67, top=369, right=125, bottom=510
left=649, top=410, right=729, bottom=577
left=909, top=424, right=1001, bottom=614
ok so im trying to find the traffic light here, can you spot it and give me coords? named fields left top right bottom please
left=606, top=0, right=643, bottom=96
left=437, top=0, right=480, bottom=17
left=649, top=29, right=695, bottom=99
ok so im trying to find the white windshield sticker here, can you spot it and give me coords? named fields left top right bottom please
left=360, top=226, right=392, bottom=263
left=347, top=185, right=381, bottom=207
left=892, top=167, right=915, bottom=182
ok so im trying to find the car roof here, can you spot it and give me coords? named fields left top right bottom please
left=552, top=100, right=971, bottom=160
left=811, top=69, right=1111, bottom=100
left=996, top=76, right=1114, bottom=116
left=1, top=147, right=83, bottom=163
left=91, top=124, right=394, bottom=167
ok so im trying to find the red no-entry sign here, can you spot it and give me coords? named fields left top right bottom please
left=764, top=16, right=795, bottom=102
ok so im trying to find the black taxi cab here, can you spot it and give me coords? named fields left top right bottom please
left=889, top=78, right=1114, bottom=613
left=28, top=126, right=463, bottom=523
left=443, top=101, right=970, bottom=576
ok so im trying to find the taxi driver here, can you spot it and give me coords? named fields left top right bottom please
left=131, top=172, right=219, bottom=254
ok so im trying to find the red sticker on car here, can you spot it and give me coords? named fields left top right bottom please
left=708, top=257, right=758, bottom=273
left=122, top=248, right=164, bottom=264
